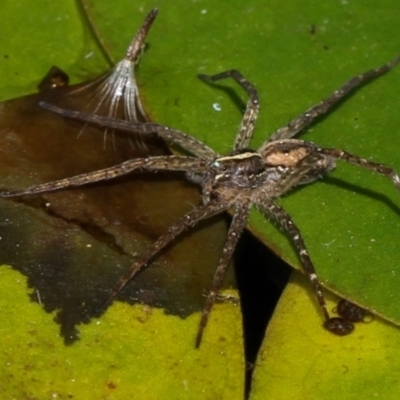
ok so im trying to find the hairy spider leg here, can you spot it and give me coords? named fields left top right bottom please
left=1, top=156, right=205, bottom=197
left=39, top=102, right=216, bottom=160
left=70, top=8, right=159, bottom=150
left=104, top=200, right=230, bottom=306
left=125, top=8, right=158, bottom=62
left=196, top=202, right=250, bottom=347
left=199, top=70, right=260, bottom=150
left=265, top=53, right=400, bottom=143
left=320, top=148, right=400, bottom=191
left=258, top=199, right=330, bottom=321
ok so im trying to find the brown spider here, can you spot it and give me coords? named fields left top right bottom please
left=2, top=56, right=400, bottom=347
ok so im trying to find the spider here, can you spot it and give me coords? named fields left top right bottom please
left=2, top=55, right=400, bottom=347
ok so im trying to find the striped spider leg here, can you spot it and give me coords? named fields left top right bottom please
left=3, top=55, right=400, bottom=346
left=65, top=8, right=158, bottom=151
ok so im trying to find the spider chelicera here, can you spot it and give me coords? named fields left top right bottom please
left=2, top=55, right=400, bottom=347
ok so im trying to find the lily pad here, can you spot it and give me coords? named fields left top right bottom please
left=1, top=0, right=400, bottom=398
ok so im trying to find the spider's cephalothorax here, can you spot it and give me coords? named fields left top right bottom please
left=2, top=56, right=400, bottom=347
left=262, top=140, right=337, bottom=186
left=210, top=150, right=267, bottom=188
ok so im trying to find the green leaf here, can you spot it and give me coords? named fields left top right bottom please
left=0, top=0, right=108, bottom=100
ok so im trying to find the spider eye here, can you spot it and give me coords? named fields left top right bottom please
left=212, top=160, right=221, bottom=168
left=211, top=160, right=228, bottom=171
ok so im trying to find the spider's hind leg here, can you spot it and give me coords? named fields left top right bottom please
left=103, top=200, right=231, bottom=312
left=320, top=147, right=400, bottom=192
left=196, top=203, right=250, bottom=347
left=259, top=198, right=356, bottom=335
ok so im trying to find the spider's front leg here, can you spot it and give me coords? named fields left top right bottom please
left=125, top=8, right=158, bottom=63
left=39, top=102, right=216, bottom=160
left=199, top=70, right=259, bottom=150
left=258, top=198, right=354, bottom=334
left=1, top=156, right=204, bottom=198
left=265, top=53, right=400, bottom=143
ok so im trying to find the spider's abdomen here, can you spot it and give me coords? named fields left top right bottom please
left=262, top=139, right=336, bottom=187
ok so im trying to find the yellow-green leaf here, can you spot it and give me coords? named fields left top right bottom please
left=251, top=272, right=400, bottom=399
left=0, top=266, right=243, bottom=399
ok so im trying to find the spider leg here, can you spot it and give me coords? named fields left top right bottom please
left=104, top=200, right=230, bottom=309
left=199, top=70, right=259, bottom=150
left=1, top=156, right=204, bottom=197
left=39, top=102, right=216, bottom=160
left=320, top=147, right=400, bottom=191
left=258, top=198, right=330, bottom=322
left=125, top=8, right=158, bottom=62
left=195, top=202, right=250, bottom=347
left=264, top=53, right=400, bottom=143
